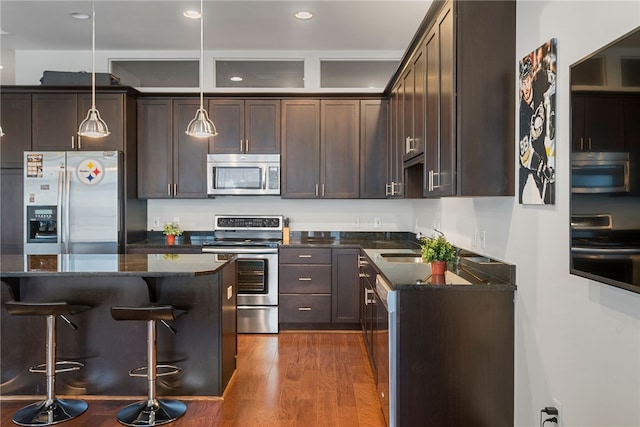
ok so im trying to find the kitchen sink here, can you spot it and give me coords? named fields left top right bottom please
left=463, top=256, right=500, bottom=264
left=380, top=253, right=424, bottom=263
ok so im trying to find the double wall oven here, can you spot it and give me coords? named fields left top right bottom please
left=202, top=215, right=282, bottom=333
left=571, top=214, right=640, bottom=289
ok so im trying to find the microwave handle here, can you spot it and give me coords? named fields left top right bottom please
left=262, top=166, right=267, bottom=189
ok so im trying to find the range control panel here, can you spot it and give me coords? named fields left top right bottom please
left=214, top=215, right=283, bottom=230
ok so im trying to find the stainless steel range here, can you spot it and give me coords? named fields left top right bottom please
left=202, top=215, right=282, bottom=333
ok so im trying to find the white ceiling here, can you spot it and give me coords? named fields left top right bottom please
left=0, top=1, right=431, bottom=52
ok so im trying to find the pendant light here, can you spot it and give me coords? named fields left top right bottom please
left=78, top=0, right=110, bottom=138
left=185, top=0, right=217, bottom=138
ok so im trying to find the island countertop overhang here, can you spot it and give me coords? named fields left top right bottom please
left=0, top=253, right=232, bottom=278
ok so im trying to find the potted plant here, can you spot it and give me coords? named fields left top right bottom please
left=162, top=222, right=183, bottom=245
left=420, top=232, right=456, bottom=277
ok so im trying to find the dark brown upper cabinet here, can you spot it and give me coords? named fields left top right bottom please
left=281, top=99, right=321, bottom=198
left=32, top=92, right=128, bottom=152
left=321, top=99, right=360, bottom=198
left=137, top=98, right=209, bottom=198
left=360, top=99, right=389, bottom=199
left=402, top=46, right=426, bottom=162
left=281, top=99, right=360, bottom=199
left=0, top=93, right=32, bottom=168
left=572, top=94, right=625, bottom=152
left=419, top=0, right=515, bottom=197
left=424, top=4, right=454, bottom=197
left=208, top=99, right=280, bottom=154
left=387, top=84, right=404, bottom=197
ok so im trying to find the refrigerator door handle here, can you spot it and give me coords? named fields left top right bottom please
left=64, top=170, right=72, bottom=254
left=57, top=171, right=64, bottom=254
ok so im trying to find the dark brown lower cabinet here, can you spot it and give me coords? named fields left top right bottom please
left=391, top=288, right=514, bottom=426
left=0, top=169, right=24, bottom=254
left=279, top=247, right=360, bottom=328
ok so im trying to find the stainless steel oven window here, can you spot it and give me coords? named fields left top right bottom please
left=237, top=259, right=268, bottom=293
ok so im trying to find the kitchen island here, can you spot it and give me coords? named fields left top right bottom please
left=0, top=253, right=237, bottom=397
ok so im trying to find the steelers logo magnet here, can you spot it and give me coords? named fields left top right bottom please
left=76, top=158, right=105, bottom=185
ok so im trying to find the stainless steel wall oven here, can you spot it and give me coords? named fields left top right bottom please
left=202, top=215, right=282, bottom=333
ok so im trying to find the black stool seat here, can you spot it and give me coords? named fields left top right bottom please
left=4, top=300, right=90, bottom=426
left=110, top=304, right=187, bottom=426
left=110, top=305, right=179, bottom=322
left=5, top=301, right=90, bottom=317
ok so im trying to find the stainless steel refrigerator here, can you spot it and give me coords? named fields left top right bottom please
left=24, top=151, right=124, bottom=254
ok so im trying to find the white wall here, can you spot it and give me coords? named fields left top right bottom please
left=414, top=1, right=640, bottom=426
left=146, top=198, right=416, bottom=233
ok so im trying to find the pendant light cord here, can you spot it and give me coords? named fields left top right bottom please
left=199, top=0, right=204, bottom=110
left=91, top=0, right=96, bottom=110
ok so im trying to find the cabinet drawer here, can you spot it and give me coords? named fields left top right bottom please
left=279, top=265, right=331, bottom=293
left=279, top=247, right=332, bottom=264
left=279, top=294, right=331, bottom=323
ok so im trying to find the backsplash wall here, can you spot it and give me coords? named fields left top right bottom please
left=146, top=198, right=417, bottom=232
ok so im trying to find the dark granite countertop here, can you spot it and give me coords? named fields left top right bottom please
left=125, top=230, right=516, bottom=290
left=364, top=248, right=516, bottom=291
left=0, top=253, right=230, bottom=277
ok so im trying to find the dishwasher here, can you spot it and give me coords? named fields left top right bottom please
left=375, top=274, right=396, bottom=427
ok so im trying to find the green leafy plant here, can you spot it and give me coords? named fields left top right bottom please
left=162, top=222, right=183, bottom=236
left=421, top=234, right=456, bottom=263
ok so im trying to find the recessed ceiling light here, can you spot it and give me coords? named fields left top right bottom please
left=183, top=9, right=201, bottom=19
left=294, top=11, right=314, bottom=20
left=230, top=76, right=243, bottom=82
left=70, top=11, right=91, bottom=20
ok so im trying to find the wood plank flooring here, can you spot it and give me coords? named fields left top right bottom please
left=1, top=332, right=386, bottom=427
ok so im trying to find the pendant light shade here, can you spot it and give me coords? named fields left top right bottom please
left=186, top=0, right=217, bottom=138
left=78, top=108, right=109, bottom=137
left=186, top=108, right=217, bottom=138
left=78, top=0, right=110, bottom=138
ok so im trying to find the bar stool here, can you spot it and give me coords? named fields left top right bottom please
left=110, top=305, right=187, bottom=426
left=4, top=301, right=91, bottom=426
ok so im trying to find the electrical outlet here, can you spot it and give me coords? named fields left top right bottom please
left=374, top=218, right=382, bottom=228
left=352, top=217, right=360, bottom=229
left=472, top=229, right=478, bottom=247
left=552, top=398, right=563, bottom=426
left=153, top=217, right=160, bottom=227
left=480, top=230, right=486, bottom=249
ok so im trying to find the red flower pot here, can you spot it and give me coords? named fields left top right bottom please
left=430, top=260, right=447, bottom=276
left=166, top=235, right=176, bottom=245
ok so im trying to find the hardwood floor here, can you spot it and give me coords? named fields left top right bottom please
left=1, top=332, right=386, bottom=427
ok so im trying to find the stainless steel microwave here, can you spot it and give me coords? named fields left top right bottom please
left=207, top=154, right=280, bottom=196
left=571, top=152, right=630, bottom=193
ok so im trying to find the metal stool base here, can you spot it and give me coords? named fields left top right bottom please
left=116, top=399, right=187, bottom=426
left=12, top=398, right=88, bottom=426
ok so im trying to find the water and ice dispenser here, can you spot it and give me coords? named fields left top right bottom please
left=26, top=205, right=58, bottom=243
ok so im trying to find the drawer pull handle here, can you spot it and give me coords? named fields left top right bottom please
left=298, top=307, right=312, bottom=311
left=359, top=273, right=369, bottom=278
left=298, top=277, right=312, bottom=281
left=298, top=255, right=312, bottom=258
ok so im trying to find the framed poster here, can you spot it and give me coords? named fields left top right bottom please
left=518, top=38, right=557, bottom=205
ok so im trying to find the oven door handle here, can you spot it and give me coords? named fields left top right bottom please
left=572, top=247, right=640, bottom=255
left=202, top=247, right=279, bottom=254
